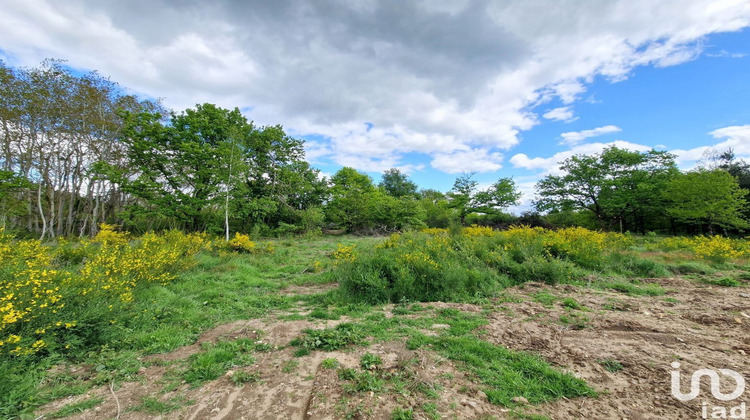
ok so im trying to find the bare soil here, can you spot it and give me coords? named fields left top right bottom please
left=36, top=276, right=750, bottom=419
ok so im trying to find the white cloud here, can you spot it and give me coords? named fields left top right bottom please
left=1, top=0, right=749, bottom=174
left=430, top=149, right=504, bottom=174
left=510, top=140, right=651, bottom=175
left=671, top=124, right=750, bottom=167
left=542, top=106, right=577, bottom=123
left=707, top=49, right=747, bottom=58
left=560, top=125, right=622, bottom=145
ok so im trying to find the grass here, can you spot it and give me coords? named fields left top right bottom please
left=49, top=396, right=104, bottom=418
left=598, top=359, right=625, bottom=373
left=5, top=230, right=746, bottom=418
left=183, top=339, right=257, bottom=385
left=129, top=395, right=192, bottom=414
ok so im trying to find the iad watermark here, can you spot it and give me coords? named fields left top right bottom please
left=671, top=362, right=746, bottom=419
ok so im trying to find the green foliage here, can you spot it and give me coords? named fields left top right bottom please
left=360, top=353, right=383, bottom=370
left=183, top=339, right=257, bottom=385
left=536, top=146, right=678, bottom=233
left=292, top=323, right=365, bottom=351
left=392, top=407, right=415, bottom=420
left=49, top=396, right=104, bottom=418
left=599, top=359, right=624, bottom=373
left=448, top=173, right=521, bottom=223
left=433, top=335, right=596, bottom=405
left=663, top=169, right=748, bottom=233
left=380, top=168, right=418, bottom=198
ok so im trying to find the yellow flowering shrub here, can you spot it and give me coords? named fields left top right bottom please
left=463, top=225, right=498, bottom=237
left=332, top=243, right=357, bottom=264
left=647, top=235, right=749, bottom=262
left=0, top=225, right=207, bottom=356
left=421, top=228, right=448, bottom=235
left=691, top=236, right=747, bottom=262
left=228, top=233, right=256, bottom=253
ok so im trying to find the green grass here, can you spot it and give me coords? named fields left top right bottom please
left=49, top=396, right=104, bottom=418
left=11, top=232, right=720, bottom=418
left=183, top=338, right=258, bottom=385
left=599, top=280, right=665, bottom=296
left=129, top=395, right=192, bottom=414
left=598, top=359, right=624, bottom=373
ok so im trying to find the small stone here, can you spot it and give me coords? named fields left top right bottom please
left=511, top=396, right=529, bottom=405
left=740, top=293, right=750, bottom=298
left=225, top=370, right=235, bottom=377
left=739, top=349, right=746, bottom=356
left=735, top=318, right=743, bottom=324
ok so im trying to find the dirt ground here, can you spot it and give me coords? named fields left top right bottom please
left=36, top=277, right=749, bottom=420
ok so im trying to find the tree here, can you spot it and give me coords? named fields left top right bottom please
left=663, top=169, right=748, bottom=234
left=379, top=168, right=418, bottom=198
left=111, top=104, right=253, bottom=232
left=535, top=146, right=678, bottom=232
left=447, top=173, right=521, bottom=224
left=325, top=167, right=376, bottom=231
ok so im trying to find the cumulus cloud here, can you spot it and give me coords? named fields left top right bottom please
left=430, top=149, right=504, bottom=174
left=560, top=125, right=622, bottom=145
left=1, top=0, right=749, bottom=174
left=671, top=124, right=750, bottom=167
left=510, top=140, right=652, bottom=175
left=542, top=106, right=577, bottom=123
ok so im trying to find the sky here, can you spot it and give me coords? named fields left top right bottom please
left=2, top=0, right=750, bottom=212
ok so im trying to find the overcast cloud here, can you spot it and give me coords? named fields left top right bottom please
left=1, top=0, right=750, bottom=173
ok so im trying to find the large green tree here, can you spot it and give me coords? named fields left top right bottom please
left=379, top=168, right=418, bottom=198
left=447, top=173, right=521, bottom=224
left=663, top=169, right=748, bottom=234
left=536, top=146, right=678, bottom=232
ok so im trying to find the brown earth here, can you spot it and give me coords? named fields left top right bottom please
left=36, top=276, right=750, bottom=419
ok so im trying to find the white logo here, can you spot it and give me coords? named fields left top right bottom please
left=671, top=362, right=747, bottom=419
left=671, top=362, right=746, bottom=402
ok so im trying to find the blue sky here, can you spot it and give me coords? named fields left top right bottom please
left=2, top=1, right=750, bottom=210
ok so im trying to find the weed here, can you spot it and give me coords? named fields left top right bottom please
left=561, top=297, right=584, bottom=310
left=282, top=360, right=299, bottom=374
left=360, top=353, right=383, bottom=370
left=231, top=370, right=261, bottom=385
left=49, top=396, right=104, bottom=418
left=599, top=359, right=624, bottom=373
left=183, top=339, right=256, bottom=385
left=533, top=292, right=557, bottom=307
left=292, top=323, right=364, bottom=351
left=392, top=407, right=415, bottom=420
left=708, top=277, right=742, bottom=287
left=321, top=358, right=340, bottom=369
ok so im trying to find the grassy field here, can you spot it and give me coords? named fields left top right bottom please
left=1, top=227, right=749, bottom=419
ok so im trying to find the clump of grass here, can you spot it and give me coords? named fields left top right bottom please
left=606, top=253, right=671, bottom=278
left=561, top=297, right=584, bottom=310
left=183, top=339, right=256, bottom=385
left=231, top=370, right=260, bottom=386
left=667, top=261, right=716, bottom=275
left=321, top=358, right=340, bottom=369
left=428, top=335, right=596, bottom=405
left=360, top=353, right=383, bottom=370
left=599, top=359, right=624, bottom=373
left=600, top=280, right=664, bottom=296
left=282, top=360, right=299, bottom=374
left=558, top=312, right=589, bottom=329
left=129, top=396, right=191, bottom=414
left=392, top=407, right=415, bottom=420
left=291, top=323, right=364, bottom=351
left=49, top=396, right=104, bottom=418
left=706, top=277, right=742, bottom=287
left=532, top=292, right=557, bottom=307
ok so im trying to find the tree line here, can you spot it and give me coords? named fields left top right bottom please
left=0, top=60, right=747, bottom=238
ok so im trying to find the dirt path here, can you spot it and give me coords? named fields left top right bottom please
left=36, top=277, right=749, bottom=419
